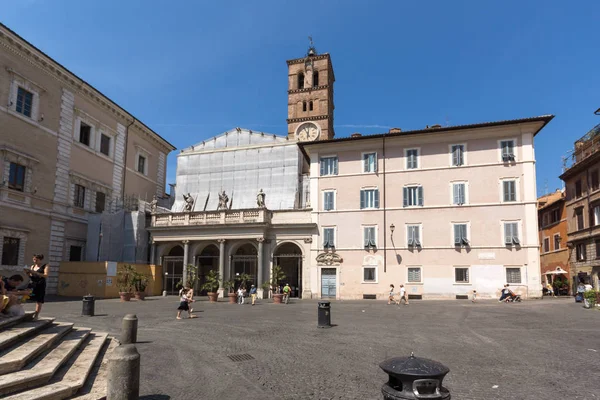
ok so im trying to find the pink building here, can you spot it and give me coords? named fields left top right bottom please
left=300, top=116, right=553, bottom=300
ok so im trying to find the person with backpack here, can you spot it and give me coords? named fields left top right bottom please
left=282, top=283, right=291, bottom=304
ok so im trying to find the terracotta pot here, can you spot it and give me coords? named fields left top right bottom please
left=273, top=293, right=283, bottom=304
left=134, top=291, right=146, bottom=301
left=207, top=292, right=219, bottom=303
left=228, top=293, right=237, bottom=304
left=119, top=292, right=132, bottom=302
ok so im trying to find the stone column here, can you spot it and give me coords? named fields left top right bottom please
left=257, top=237, right=264, bottom=286
left=182, top=240, right=189, bottom=287
left=218, top=239, right=226, bottom=297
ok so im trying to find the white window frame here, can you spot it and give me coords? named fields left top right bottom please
left=362, top=152, right=378, bottom=173
left=403, top=185, right=423, bottom=207
left=361, top=265, right=378, bottom=284
left=454, top=266, right=470, bottom=284
left=64, top=238, right=87, bottom=262
left=322, top=190, right=336, bottom=211
left=360, top=187, right=379, bottom=210
left=502, top=220, right=522, bottom=247
left=8, top=77, right=41, bottom=121
left=500, top=178, right=519, bottom=203
left=320, top=155, right=338, bottom=176
left=363, top=225, right=378, bottom=248
left=405, top=148, right=420, bottom=170
left=505, top=266, right=522, bottom=284
left=553, top=233, right=561, bottom=251
left=322, top=226, right=336, bottom=249
left=593, top=205, right=600, bottom=226
left=452, top=222, right=470, bottom=247
left=498, top=138, right=517, bottom=162
left=0, top=227, right=28, bottom=267
left=450, top=181, right=468, bottom=205
left=449, top=143, right=467, bottom=167
left=576, top=243, right=586, bottom=261
left=406, top=224, right=422, bottom=248
left=73, top=116, right=97, bottom=149
left=407, top=266, right=423, bottom=284
left=96, top=128, right=116, bottom=159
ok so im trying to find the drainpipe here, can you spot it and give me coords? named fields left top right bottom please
left=121, top=118, right=136, bottom=205
left=383, top=134, right=387, bottom=273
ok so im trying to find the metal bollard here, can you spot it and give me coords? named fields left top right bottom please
left=317, top=301, right=331, bottom=328
left=380, top=353, right=451, bottom=399
left=107, top=344, right=140, bottom=400
left=120, top=314, right=138, bottom=344
left=82, top=295, right=95, bottom=316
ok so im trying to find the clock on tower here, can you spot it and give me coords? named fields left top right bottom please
left=296, top=122, right=320, bottom=142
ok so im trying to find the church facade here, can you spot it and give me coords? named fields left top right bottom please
left=149, top=45, right=553, bottom=300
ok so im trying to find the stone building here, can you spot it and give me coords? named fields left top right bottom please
left=537, top=189, right=569, bottom=292
left=0, top=23, right=175, bottom=293
left=560, top=122, right=600, bottom=291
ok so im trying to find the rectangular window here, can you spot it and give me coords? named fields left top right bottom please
left=95, top=192, right=106, bottom=213
left=323, top=227, right=335, bottom=248
left=74, top=184, right=86, bottom=208
left=596, top=240, right=600, bottom=259
left=503, top=180, right=516, bottom=202
left=407, top=225, right=421, bottom=247
left=16, top=87, right=33, bottom=117
left=363, top=152, right=377, bottom=173
left=406, top=149, right=418, bottom=169
left=320, top=156, right=338, bottom=176
left=554, top=234, right=560, bottom=251
left=550, top=208, right=560, bottom=224
left=501, top=140, right=515, bottom=161
left=323, top=191, right=335, bottom=211
left=363, top=226, right=377, bottom=248
left=455, top=267, right=469, bottom=283
left=593, top=206, right=600, bottom=226
left=576, top=208, right=584, bottom=230
left=451, top=145, right=464, bottom=166
left=506, top=267, right=521, bottom=284
left=360, top=189, right=380, bottom=209
left=363, top=267, right=377, bottom=283
left=8, top=163, right=26, bottom=192
left=100, top=134, right=111, bottom=156
left=407, top=267, right=422, bottom=283
left=79, top=122, right=92, bottom=146
left=137, top=155, right=146, bottom=174
left=592, top=170, right=599, bottom=191
left=403, top=186, right=423, bottom=207
left=69, top=245, right=83, bottom=262
left=1, top=237, right=20, bottom=265
left=452, top=183, right=466, bottom=205
left=575, top=180, right=582, bottom=198
left=453, top=224, right=469, bottom=246
left=504, top=222, right=520, bottom=246
left=576, top=243, right=586, bottom=261
left=543, top=237, right=550, bottom=253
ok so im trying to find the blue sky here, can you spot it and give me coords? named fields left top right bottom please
left=3, top=1, right=600, bottom=196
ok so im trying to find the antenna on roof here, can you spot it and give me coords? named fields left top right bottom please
left=445, top=116, right=450, bottom=127
left=544, top=179, right=548, bottom=196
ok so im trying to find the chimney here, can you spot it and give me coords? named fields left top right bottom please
left=351, top=132, right=362, bottom=138
left=388, top=128, right=402, bottom=133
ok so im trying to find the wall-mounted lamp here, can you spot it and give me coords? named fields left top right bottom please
left=390, top=223, right=395, bottom=238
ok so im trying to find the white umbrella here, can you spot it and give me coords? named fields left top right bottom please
left=545, top=267, right=568, bottom=275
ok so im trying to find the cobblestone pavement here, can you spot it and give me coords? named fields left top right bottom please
left=31, top=296, right=599, bottom=400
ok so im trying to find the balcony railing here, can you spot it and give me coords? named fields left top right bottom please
left=151, top=209, right=270, bottom=227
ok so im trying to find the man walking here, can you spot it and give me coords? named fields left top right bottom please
left=398, top=284, right=409, bottom=306
left=283, top=283, right=291, bottom=304
left=249, top=284, right=257, bottom=305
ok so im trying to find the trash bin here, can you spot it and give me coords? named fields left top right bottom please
left=317, top=301, right=331, bottom=328
left=379, top=353, right=450, bottom=399
left=82, top=295, right=95, bottom=316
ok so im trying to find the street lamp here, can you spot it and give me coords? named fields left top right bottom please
left=163, top=272, right=169, bottom=296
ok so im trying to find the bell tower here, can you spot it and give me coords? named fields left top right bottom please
left=286, top=38, right=335, bottom=142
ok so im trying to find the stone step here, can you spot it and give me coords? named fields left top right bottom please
left=70, top=338, right=117, bottom=400
left=0, top=323, right=74, bottom=375
left=0, top=312, right=35, bottom=331
left=2, top=333, right=108, bottom=400
left=0, top=319, right=55, bottom=351
left=0, top=328, right=91, bottom=396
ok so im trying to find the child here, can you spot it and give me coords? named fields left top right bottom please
left=472, top=289, right=477, bottom=302
left=388, top=284, right=395, bottom=305
left=176, top=286, right=196, bottom=319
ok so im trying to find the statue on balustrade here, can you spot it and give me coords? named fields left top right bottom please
left=256, top=189, right=266, bottom=208
left=183, top=193, right=195, bottom=212
left=149, top=195, right=158, bottom=213
left=218, top=190, right=229, bottom=211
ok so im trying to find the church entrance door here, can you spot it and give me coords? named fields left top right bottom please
left=273, top=243, right=302, bottom=298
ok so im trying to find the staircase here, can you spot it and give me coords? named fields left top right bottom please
left=0, top=312, right=115, bottom=399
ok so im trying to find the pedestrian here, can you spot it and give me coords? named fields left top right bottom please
left=472, top=289, right=477, bottom=302
left=498, top=284, right=511, bottom=302
left=176, top=286, right=195, bottom=319
left=398, top=284, right=409, bottom=306
left=249, top=284, right=257, bottom=305
left=1, top=279, right=24, bottom=317
left=388, top=284, right=395, bottom=305
left=24, top=254, right=47, bottom=319
left=283, top=283, right=291, bottom=304
left=237, top=285, right=245, bottom=304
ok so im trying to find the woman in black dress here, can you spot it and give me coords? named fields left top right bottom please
left=24, top=254, right=47, bottom=319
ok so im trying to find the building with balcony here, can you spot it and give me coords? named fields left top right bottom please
left=0, top=24, right=175, bottom=293
left=559, top=123, right=600, bottom=291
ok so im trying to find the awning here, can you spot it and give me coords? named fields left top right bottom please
left=545, top=267, right=568, bottom=275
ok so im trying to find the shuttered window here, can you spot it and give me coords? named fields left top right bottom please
left=323, top=228, right=335, bottom=248
left=407, top=267, right=421, bottom=283
left=453, top=224, right=469, bottom=246
left=363, top=226, right=377, bottom=248
left=451, top=145, right=464, bottom=166
left=323, top=191, right=335, bottom=211
left=504, top=222, right=520, bottom=246
left=363, top=152, right=377, bottom=173
left=320, top=157, right=338, bottom=176
left=403, top=186, right=423, bottom=207
left=503, top=180, right=516, bottom=202
left=406, top=149, right=418, bottom=169
left=360, top=189, right=379, bottom=209
left=407, top=225, right=421, bottom=247
left=501, top=140, right=515, bottom=161
left=452, top=183, right=465, bottom=205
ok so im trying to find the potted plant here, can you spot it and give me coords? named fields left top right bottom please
left=132, top=272, right=149, bottom=300
left=176, top=264, right=199, bottom=293
left=270, top=265, right=286, bottom=304
left=583, top=289, right=598, bottom=309
left=117, top=264, right=135, bottom=302
left=223, top=280, right=237, bottom=303
left=201, top=270, right=221, bottom=303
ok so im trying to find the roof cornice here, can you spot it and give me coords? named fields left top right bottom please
left=286, top=53, right=330, bottom=65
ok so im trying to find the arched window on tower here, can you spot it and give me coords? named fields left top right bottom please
left=309, top=101, right=313, bottom=111
left=313, top=71, right=319, bottom=87
left=302, top=101, right=307, bottom=112
left=298, top=72, right=305, bottom=89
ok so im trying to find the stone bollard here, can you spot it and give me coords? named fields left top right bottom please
left=120, top=314, right=138, bottom=344
left=379, top=353, right=450, bottom=399
left=107, top=344, right=140, bottom=400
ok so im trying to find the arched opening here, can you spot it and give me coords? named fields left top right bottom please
left=231, top=243, right=258, bottom=289
left=163, top=245, right=184, bottom=294
left=309, top=101, right=313, bottom=111
left=196, top=244, right=219, bottom=295
left=302, top=101, right=307, bottom=112
left=298, top=72, right=305, bottom=89
left=313, top=71, right=319, bottom=87
left=273, top=242, right=303, bottom=298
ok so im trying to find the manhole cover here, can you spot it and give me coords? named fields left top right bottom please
left=228, top=353, right=254, bottom=362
